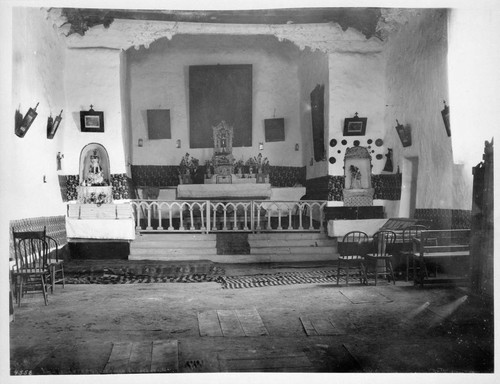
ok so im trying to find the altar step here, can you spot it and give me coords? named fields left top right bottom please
left=248, top=233, right=337, bottom=259
left=129, top=232, right=338, bottom=263
left=129, top=233, right=218, bottom=261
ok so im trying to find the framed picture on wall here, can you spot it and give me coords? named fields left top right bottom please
left=80, top=106, right=104, bottom=132
left=343, top=113, right=367, bottom=136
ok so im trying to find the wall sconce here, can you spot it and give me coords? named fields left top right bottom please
left=295, top=143, right=300, bottom=151
left=176, top=139, right=181, bottom=148
left=56, top=152, right=64, bottom=171
left=441, top=100, right=451, bottom=137
left=138, top=138, right=143, bottom=147
left=395, top=119, right=412, bottom=147
left=47, top=110, right=63, bottom=139
left=259, top=142, right=264, bottom=151
left=15, top=102, right=39, bottom=138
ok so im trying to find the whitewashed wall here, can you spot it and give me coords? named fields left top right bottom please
left=7, top=7, right=67, bottom=220
left=62, top=48, right=127, bottom=176
left=328, top=51, right=387, bottom=177
left=384, top=9, right=454, bottom=209
left=126, top=34, right=303, bottom=168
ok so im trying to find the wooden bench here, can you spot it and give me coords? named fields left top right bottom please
left=412, top=229, right=470, bottom=287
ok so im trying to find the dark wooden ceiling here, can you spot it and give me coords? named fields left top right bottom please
left=59, top=8, right=383, bottom=39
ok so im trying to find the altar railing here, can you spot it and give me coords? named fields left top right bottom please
left=130, top=200, right=326, bottom=233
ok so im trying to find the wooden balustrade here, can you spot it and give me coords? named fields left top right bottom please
left=130, top=200, right=326, bottom=233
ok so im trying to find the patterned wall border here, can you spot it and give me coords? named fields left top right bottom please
left=130, top=165, right=306, bottom=189
left=64, top=173, right=135, bottom=201
left=10, top=215, right=67, bottom=261
left=414, top=209, right=471, bottom=229
left=372, top=174, right=402, bottom=200
left=306, top=173, right=402, bottom=201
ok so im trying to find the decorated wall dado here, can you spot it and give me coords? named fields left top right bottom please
left=130, top=165, right=306, bottom=189
left=414, top=209, right=471, bottom=230
left=9, top=215, right=67, bottom=261
left=63, top=165, right=307, bottom=201
left=306, top=173, right=402, bottom=201
left=64, top=174, right=134, bottom=201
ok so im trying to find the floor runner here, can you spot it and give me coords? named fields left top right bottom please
left=216, top=270, right=360, bottom=289
left=63, top=261, right=225, bottom=284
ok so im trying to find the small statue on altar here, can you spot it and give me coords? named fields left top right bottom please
left=349, top=165, right=362, bottom=189
left=85, top=150, right=105, bottom=186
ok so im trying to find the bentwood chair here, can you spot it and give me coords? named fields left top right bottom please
left=362, top=230, right=397, bottom=285
left=336, top=231, right=369, bottom=286
left=400, top=225, right=428, bottom=281
left=12, top=235, right=51, bottom=306
left=13, top=228, right=65, bottom=294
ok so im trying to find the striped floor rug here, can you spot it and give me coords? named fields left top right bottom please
left=63, top=261, right=225, bottom=284
left=216, top=270, right=361, bottom=289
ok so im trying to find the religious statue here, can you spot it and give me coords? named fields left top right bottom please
left=83, top=150, right=106, bottom=186
left=342, top=146, right=375, bottom=206
left=349, top=165, right=362, bottom=189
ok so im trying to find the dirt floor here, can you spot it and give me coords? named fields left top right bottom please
left=8, top=261, right=495, bottom=380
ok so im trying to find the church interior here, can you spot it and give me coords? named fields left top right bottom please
left=2, top=2, right=497, bottom=378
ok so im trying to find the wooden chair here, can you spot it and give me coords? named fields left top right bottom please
left=362, top=230, right=397, bottom=285
left=13, top=228, right=65, bottom=294
left=400, top=225, right=428, bottom=281
left=336, top=231, right=369, bottom=286
left=45, top=234, right=65, bottom=293
left=12, top=235, right=50, bottom=306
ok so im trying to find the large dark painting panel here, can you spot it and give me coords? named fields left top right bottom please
left=189, top=64, right=252, bottom=148
left=310, top=84, right=325, bottom=162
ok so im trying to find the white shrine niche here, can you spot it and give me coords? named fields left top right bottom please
left=343, top=146, right=375, bottom=206
left=77, top=143, right=113, bottom=204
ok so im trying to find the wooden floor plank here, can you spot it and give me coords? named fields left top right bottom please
left=198, top=310, right=223, bottom=337
left=103, top=342, right=133, bottom=374
left=128, top=341, right=153, bottom=373
left=300, top=316, right=318, bottom=336
left=311, top=317, right=344, bottom=335
left=235, top=308, right=269, bottom=336
left=220, top=354, right=312, bottom=372
left=217, top=310, right=245, bottom=337
left=151, top=340, right=179, bottom=373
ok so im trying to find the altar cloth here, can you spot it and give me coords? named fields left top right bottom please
left=66, top=217, right=136, bottom=241
left=327, top=218, right=388, bottom=238
left=177, top=183, right=271, bottom=200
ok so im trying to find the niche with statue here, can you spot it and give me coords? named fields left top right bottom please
left=343, top=146, right=374, bottom=206
left=77, top=143, right=113, bottom=205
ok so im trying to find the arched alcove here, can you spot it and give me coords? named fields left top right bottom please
left=343, top=146, right=374, bottom=206
left=79, top=143, right=111, bottom=186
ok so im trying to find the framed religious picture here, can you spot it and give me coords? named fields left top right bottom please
left=80, top=106, right=104, bottom=132
left=343, top=113, right=367, bottom=136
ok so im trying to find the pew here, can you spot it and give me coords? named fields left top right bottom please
left=412, top=229, right=470, bottom=287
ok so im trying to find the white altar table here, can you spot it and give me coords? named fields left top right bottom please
left=177, top=183, right=272, bottom=200
left=66, top=202, right=136, bottom=241
left=66, top=218, right=135, bottom=241
left=327, top=218, right=389, bottom=238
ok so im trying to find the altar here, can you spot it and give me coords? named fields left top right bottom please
left=66, top=143, right=135, bottom=242
left=177, top=183, right=272, bottom=200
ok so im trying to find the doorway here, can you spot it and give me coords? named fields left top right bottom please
left=400, top=157, right=419, bottom=218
